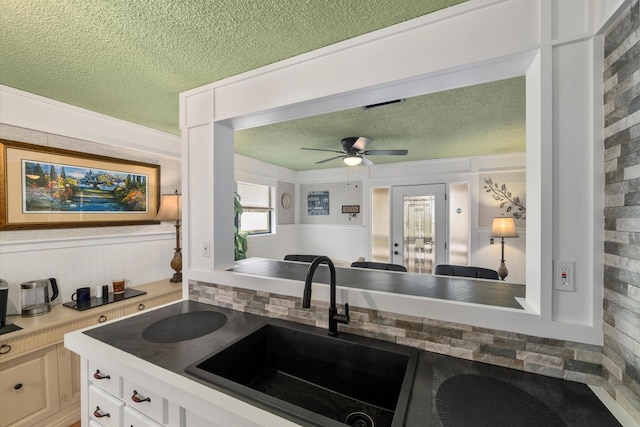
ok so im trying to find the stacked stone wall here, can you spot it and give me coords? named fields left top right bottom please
left=602, top=0, right=640, bottom=422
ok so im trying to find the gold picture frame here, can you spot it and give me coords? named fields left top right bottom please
left=0, top=139, right=161, bottom=230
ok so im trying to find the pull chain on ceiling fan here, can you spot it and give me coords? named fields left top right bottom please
left=301, top=137, right=408, bottom=166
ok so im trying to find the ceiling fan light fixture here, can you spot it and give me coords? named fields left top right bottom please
left=343, top=154, right=362, bottom=166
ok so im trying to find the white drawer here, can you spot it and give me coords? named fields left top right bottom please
left=89, top=359, right=122, bottom=397
left=184, top=410, right=211, bottom=427
left=123, top=378, right=167, bottom=424
left=124, top=406, right=164, bottom=427
left=89, top=384, right=124, bottom=426
left=89, top=420, right=104, bottom=427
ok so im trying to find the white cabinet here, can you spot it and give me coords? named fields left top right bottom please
left=183, top=410, right=225, bottom=427
left=85, top=366, right=173, bottom=426
left=123, top=406, right=163, bottom=427
left=122, top=378, right=167, bottom=423
left=65, top=304, right=302, bottom=427
left=89, top=359, right=122, bottom=398
left=89, top=384, right=124, bottom=426
left=72, top=353, right=298, bottom=427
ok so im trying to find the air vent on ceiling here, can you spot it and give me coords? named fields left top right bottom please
left=362, top=99, right=405, bottom=110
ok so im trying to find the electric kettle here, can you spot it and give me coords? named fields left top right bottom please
left=20, top=278, right=59, bottom=316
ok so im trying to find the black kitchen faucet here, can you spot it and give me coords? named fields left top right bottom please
left=302, top=256, right=350, bottom=336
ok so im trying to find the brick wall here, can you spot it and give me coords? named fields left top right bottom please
left=602, top=0, right=640, bottom=422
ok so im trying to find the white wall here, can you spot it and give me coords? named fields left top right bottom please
left=0, top=87, right=181, bottom=311
left=238, top=151, right=527, bottom=283
left=182, top=0, right=628, bottom=345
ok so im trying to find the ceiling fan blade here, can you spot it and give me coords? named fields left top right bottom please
left=362, top=149, right=408, bottom=156
left=361, top=156, right=374, bottom=166
left=352, top=137, right=372, bottom=151
left=301, top=148, right=345, bottom=154
left=315, top=155, right=343, bottom=164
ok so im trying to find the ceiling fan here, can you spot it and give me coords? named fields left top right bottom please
left=301, top=137, right=408, bottom=166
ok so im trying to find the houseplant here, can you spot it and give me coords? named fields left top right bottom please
left=234, top=192, right=248, bottom=260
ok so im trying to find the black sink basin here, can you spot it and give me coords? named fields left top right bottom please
left=186, top=323, right=418, bottom=427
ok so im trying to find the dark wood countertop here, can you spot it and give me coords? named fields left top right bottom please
left=230, top=258, right=525, bottom=310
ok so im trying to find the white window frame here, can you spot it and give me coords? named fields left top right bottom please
left=236, top=181, right=274, bottom=236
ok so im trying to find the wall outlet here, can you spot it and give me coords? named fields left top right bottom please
left=202, top=241, right=210, bottom=257
left=554, top=260, right=574, bottom=291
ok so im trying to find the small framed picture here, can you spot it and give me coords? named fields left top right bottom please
left=342, top=205, right=360, bottom=214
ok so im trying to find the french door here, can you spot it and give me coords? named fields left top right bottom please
left=391, top=184, right=447, bottom=273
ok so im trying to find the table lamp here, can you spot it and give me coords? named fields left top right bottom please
left=156, top=190, right=182, bottom=283
left=490, top=216, right=519, bottom=281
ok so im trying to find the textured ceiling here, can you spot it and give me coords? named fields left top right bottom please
left=0, top=1, right=526, bottom=171
left=236, top=77, right=526, bottom=170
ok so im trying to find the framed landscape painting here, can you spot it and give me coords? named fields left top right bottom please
left=0, top=139, right=160, bottom=230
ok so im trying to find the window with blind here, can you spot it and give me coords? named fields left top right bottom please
left=237, top=182, right=273, bottom=235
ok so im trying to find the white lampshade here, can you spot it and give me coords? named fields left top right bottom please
left=343, top=155, right=362, bottom=166
left=156, top=192, right=182, bottom=221
left=490, top=217, right=519, bottom=238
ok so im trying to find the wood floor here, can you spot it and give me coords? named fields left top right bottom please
left=68, top=422, right=81, bottom=427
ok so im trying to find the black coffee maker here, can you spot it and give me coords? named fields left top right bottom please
left=0, top=279, right=8, bottom=328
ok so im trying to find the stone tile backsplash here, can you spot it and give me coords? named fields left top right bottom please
left=190, top=281, right=603, bottom=386
left=603, top=0, right=640, bottom=422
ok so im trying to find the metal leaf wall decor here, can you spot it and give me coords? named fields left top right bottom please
left=483, top=177, right=526, bottom=219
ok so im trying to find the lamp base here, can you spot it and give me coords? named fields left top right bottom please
left=497, top=260, right=508, bottom=281
left=169, top=248, right=182, bottom=283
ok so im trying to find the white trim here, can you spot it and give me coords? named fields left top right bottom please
left=0, top=85, right=181, bottom=158
left=181, top=0, right=630, bottom=346
left=0, top=230, right=174, bottom=254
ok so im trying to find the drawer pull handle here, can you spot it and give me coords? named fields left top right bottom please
left=0, top=344, right=11, bottom=354
left=138, top=303, right=145, bottom=311
left=93, top=369, right=111, bottom=380
left=94, top=406, right=110, bottom=418
left=14, top=383, right=23, bottom=390
left=131, top=390, right=151, bottom=403
left=98, top=315, right=108, bottom=323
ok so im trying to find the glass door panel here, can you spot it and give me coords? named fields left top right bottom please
left=392, top=184, right=446, bottom=273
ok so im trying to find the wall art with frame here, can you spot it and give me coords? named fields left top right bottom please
left=0, top=139, right=161, bottom=230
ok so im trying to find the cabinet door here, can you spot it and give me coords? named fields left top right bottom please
left=89, top=359, right=122, bottom=398
left=89, top=384, right=123, bottom=426
left=0, top=347, right=60, bottom=427
left=123, top=378, right=167, bottom=424
left=57, top=344, right=81, bottom=408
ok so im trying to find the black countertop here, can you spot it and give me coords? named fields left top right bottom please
left=84, top=300, right=620, bottom=426
left=230, top=258, right=526, bottom=310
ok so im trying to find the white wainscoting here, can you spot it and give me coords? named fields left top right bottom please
left=246, top=224, right=367, bottom=266
left=245, top=225, right=298, bottom=261
left=296, top=224, right=368, bottom=265
left=0, top=90, right=182, bottom=313
left=0, top=232, right=175, bottom=313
